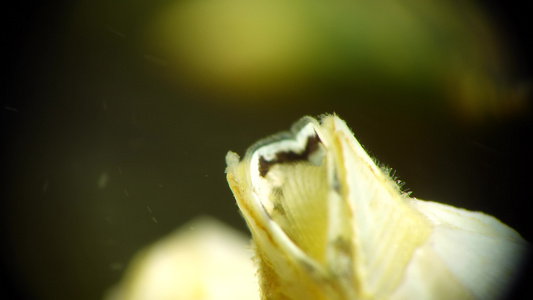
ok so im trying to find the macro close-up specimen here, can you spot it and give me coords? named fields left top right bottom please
left=3, top=0, right=531, bottom=299
left=226, top=114, right=529, bottom=300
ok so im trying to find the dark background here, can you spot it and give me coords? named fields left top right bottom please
left=2, top=1, right=531, bottom=299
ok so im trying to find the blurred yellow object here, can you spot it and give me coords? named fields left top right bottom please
left=145, top=0, right=526, bottom=121
left=104, top=217, right=259, bottom=300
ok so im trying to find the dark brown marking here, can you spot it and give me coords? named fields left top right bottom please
left=331, top=168, right=341, bottom=194
left=259, top=134, right=322, bottom=177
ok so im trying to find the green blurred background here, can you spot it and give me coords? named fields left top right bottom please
left=2, top=0, right=531, bottom=299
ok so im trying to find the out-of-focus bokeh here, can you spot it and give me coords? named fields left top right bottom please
left=145, top=0, right=528, bottom=122
left=104, top=217, right=259, bottom=300
left=2, top=0, right=531, bottom=299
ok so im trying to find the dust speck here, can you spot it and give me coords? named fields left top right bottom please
left=145, top=54, right=168, bottom=66
left=98, top=172, right=110, bottom=189
left=105, top=26, right=126, bottom=38
left=43, top=180, right=50, bottom=194
left=109, top=262, right=124, bottom=270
